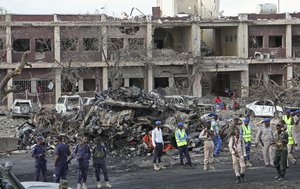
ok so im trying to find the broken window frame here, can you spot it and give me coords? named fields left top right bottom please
left=13, top=80, right=32, bottom=93
left=35, top=38, right=52, bottom=52
left=12, top=38, right=30, bottom=52
left=128, top=38, right=144, bottom=47
left=36, top=80, right=53, bottom=93
left=119, top=26, right=140, bottom=35
left=269, top=35, right=283, bottom=48
left=83, top=78, right=96, bottom=91
left=83, top=38, right=99, bottom=51
left=61, top=38, right=79, bottom=51
left=249, top=36, right=263, bottom=48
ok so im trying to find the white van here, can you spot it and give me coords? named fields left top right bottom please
left=55, top=95, right=82, bottom=114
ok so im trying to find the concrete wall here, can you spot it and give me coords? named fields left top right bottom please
left=0, top=138, right=18, bottom=152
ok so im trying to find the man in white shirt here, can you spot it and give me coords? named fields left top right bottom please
left=151, top=120, right=165, bottom=171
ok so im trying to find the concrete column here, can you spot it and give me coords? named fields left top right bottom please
left=101, top=15, right=108, bottom=61
left=7, top=69, right=13, bottom=109
left=55, top=69, right=61, bottom=103
left=287, top=66, right=293, bottom=88
left=237, top=20, right=248, bottom=58
left=192, top=24, right=201, bottom=57
left=241, top=70, right=249, bottom=97
left=146, top=23, right=152, bottom=58
left=54, top=15, right=61, bottom=63
left=197, top=0, right=202, bottom=16
left=123, top=38, right=129, bottom=48
left=124, top=78, right=130, bottom=87
left=168, top=76, right=175, bottom=88
left=78, top=79, right=84, bottom=92
left=5, top=15, right=12, bottom=63
left=102, top=67, right=108, bottom=90
left=147, top=66, right=154, bottom=92
left=193, top=71, right=202, bottom=97
left=286, top=24, right=292, bottom=58
left=31, top=80, right=37, bottom=94
left=263, top=73, right=269, bottom=84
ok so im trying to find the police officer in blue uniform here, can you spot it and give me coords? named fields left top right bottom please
left=92, top=137, right=112, bottom=188
left=54, top=135, right=71, bottom=183
left=74, top=136, right=91, bottom=189
left=32, top=136, right=47, bottom=181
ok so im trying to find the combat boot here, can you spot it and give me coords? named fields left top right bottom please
left=235, top=176, right=241, bottom=184
left=105, top=182, right=112, bottom=188
left=77, top=184, right=82, bottom=189
left=97, top=182, right=101, bottom=188
left=82, top=183, right=88, bottom=189
left=153, top=163, right=160, bottom=171
left=204, top=165, right=208, bottom=171
left=240, top=174, right=246, bottom=182
left=159, top=163, right=166, bottom=169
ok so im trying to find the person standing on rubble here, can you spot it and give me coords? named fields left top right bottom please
left=199, top=122, right=215, bottom=171
left=211, top=114, right=222, bottom=156
left=255, top=118, right=275, bottom=167
left=270, top=124, right=289, bottom=181
left=151, top=120, right=166, bottom=171
left=74, top=136, right=91, bottom=189
left=282, top=109, right=297, bottom=167
left=32, top=136, right=47, bottom=182
left=92, top=137, right=112, bottom=188
left=293, top=109, right=300, bottom=151
left=241, top=118, right=253, bottom=167
left=229, top=128, right=246, bottom=184
left=175, top=122, right=192, bottom=167
left=54, top=136, right=71, bottom=183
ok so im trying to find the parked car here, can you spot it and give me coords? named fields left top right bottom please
left=0, top=162, right=63, bottom=189
left=82, top=97, right=97, bottom=106
left=55, top=95, right=82, bottom=114
left=245, top=100, right=283, bottom=117
left=10, top=99, right=41, bottom=118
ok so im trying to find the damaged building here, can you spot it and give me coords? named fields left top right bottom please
left=0, top=1, right=299, bottom=108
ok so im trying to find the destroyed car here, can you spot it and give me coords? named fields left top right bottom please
left=10, top=99, right=41, bottom=118
left=82, top=97, right=97, bottom=106
left=55, top=95, right=82, bottom=114
left=0, top=162, right=64, bottom=189
left=245, top=100, right=283, bottom=117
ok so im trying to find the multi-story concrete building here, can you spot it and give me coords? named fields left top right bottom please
left=0, top=10, right=299, bottom=109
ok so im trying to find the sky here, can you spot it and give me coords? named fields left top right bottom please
left=0, top=0, right=299, bottom=17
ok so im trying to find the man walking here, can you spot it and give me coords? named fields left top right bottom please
left=92, top=137, right=112, bottom=188
left=151, top=120, right=166, bottom=170
left=199, top=123, right=215, bottom=171
left=241, top=118, right=253, bottom=167
left=54, top=136, right=71, bottom=183
left=255, top=118, right=275, bottom=167
left=229, top=128, right=246, bottom=184
left=271, top=124, right=289, bottom=181
left=211, top=114, right=222, bottom=156
left=32, top=136, right=47, bottom=182
left=283, top=109, right=296, bottom=166
left=175, top=122, right=192, bottom=167
left=74, top=136, right=91, bottom=189
left=293, top=109, right=300, bottom=151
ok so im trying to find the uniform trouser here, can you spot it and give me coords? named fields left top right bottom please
left=245, top=142, right=251, bottom=161
left=262, top=143, right=274, bottom=166
left=35, top=162, right=47, bottom=182
left=213, top=135, right=222, bottom=155
left=94, top=162, right=109, bottom=182
left=274, top=149, right=287, bottom=178
left=231, top=154, right=246, bottom=177
left=287, top=144, right=296, bottom=166
left=153, top=143, right=163, bottom=163
left=77, top=164, right=89, bottom=184
left=293, top=132, right=300, bottom=151
left=204, top=141, right=214, bottom=168
left=178, top=145, right=192, bottom=165
left=55, top=163, right=68, bottom=183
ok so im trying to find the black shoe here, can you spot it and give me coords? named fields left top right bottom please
left=240, top=174, right=246, bottom=182
left=235, top=176, right=241, bottom=184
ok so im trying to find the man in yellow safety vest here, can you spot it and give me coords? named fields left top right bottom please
left=282, top=109, right=296, bottom=166
left=241, top=118, right=253, bottom=167
left=175, top=122, right=192, bottom=167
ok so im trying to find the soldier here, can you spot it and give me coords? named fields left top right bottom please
left=199, top=123, right=215, bottom=171
left=241, top=118, right=253, bottom=167
left=74, top=136, right=91, bottom=189
left=270, top=124, right=289, bottom=181
left=175, top=122, right=192, bottom=167
left=229, top=128, right=246, bottom=184
left=92, top=138, right=112, bottom=188
left=282, top=109, right=296, bottom=167
left=151, top=120, right=166, bottom=170
left=32, top=136, right=47, bottom=182
left=255, top=118, right=275, bottom=167
left=54, top=136, right=71, bottom=183
left=211, top=114, right=222, bottom=156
